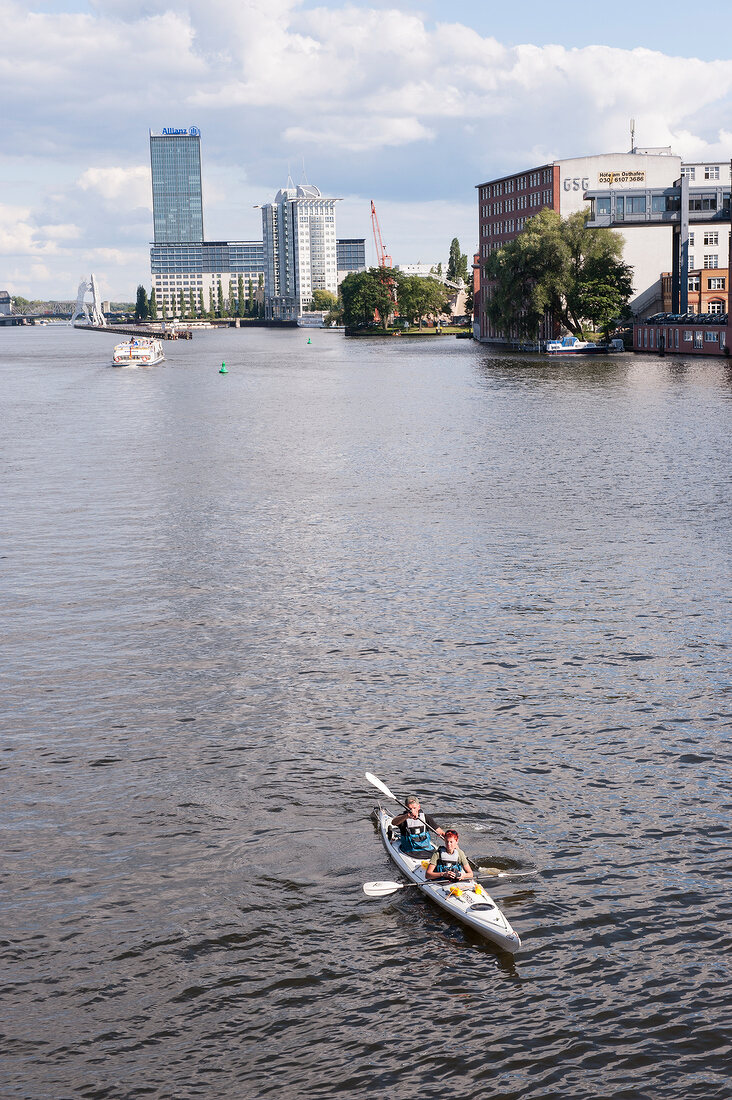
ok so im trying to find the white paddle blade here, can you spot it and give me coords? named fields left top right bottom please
left=365, top=771, right=397, bottom=802
left=362, top=881, right=404, bottom=897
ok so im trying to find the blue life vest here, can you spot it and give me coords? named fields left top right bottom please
left=434, top=846, right=462, bottom=874
left=400, top=813, right=432, bottom=853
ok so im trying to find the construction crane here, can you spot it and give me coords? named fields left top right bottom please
left=370, top=200, right=392, bottom=268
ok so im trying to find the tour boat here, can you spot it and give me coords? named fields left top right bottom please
left=112, top=337, right=165, bottom=367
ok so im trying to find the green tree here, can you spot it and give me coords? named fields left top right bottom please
left=149, top=288, right=158, bottom=320
left=246, top=277, right=254, bottom=316
left=216, top=279, right=224, bottom=318
left=447, top=238, right=469, bottom=285
left=340, top=267, right=399, bottom=329
left=237, top=275, right=245, bottom=318
left=312, top=289, right=338, bottom=311
left=485, top=209, right=633, bottom=339
left=208, top=287, right=215, bottom=319
left=463, top=266, right=474, bottom=317
left=198, top=288, right=206, bottom=317
left=397, top=275, right=450, bottom=328
left=135, top=284, right=149, bottom=321
left=257, top=273, right=264, bottom=317
left=178, top=289, right=186, bottom=317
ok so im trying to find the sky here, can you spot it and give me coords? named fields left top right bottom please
left=3, top=0, right=732, bottom=299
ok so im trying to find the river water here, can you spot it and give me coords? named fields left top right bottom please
left=2, top=325, right=731, bottom=1099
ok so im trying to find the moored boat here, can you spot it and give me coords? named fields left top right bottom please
left=112, top=337, right=165, bottom=367
left=374, top=806, right=521, bottom=953
left=544, top=335, right=624, bottom=355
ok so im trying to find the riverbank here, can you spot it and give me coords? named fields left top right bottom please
left=345, top=324, right=471, bottom=337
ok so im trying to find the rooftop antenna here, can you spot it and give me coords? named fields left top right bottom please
left=301, top=157, right=309, bottom=186
left=286, top=161, right=294, bottom=189
left=630, top=118, right=636, bottom=154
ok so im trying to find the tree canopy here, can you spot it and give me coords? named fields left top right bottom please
left=484, top=209, right=633, bottom=339
left=397, top=275, right=450, bottom=327
left=340, top=267, right=397, bottom=328
left=312, top=289, right=338, bottom=311
left=134, top=285, right=149, bottom=321
left=447, top=238, right=469, bottom=285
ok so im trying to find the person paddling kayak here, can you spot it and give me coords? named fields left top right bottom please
left=424, top=829, right=474, bottom=883
left=391, top=795, right=445, bottom=853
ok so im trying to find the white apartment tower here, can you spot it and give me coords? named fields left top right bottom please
left=261, top=180, right=339, bottom=320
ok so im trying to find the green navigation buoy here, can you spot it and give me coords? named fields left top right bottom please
left=219, top=361, right=228, bottom=374
left=307, top=337, right=312, bottom=344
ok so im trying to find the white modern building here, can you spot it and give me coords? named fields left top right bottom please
left=396, top=263, right=439, bottom=277
left=585, top=158, right=731, bottom=316
left=260, top=180, right=340, bottom=320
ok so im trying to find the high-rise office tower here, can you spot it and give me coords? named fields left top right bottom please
left=260, top=180, right=340, bottom=320
left=150, top=127, right=204, bottom=244
left=148, top=127, right=264, bottom=317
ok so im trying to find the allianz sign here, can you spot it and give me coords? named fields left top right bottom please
left=162, top=127, right=200, bottom=136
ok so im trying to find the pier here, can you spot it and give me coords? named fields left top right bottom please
left=75, top=323, right=192, bottom=340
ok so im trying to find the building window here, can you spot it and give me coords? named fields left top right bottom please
left=689, top=256, right=695, bottom=271
left=597, top=197, right=611, bottom=215
left=705, top=329, right=719, bottom=339
left=643, top=328, right=647, bottom=347
left=704, top=166, right=720, bottom=180
left=649, top=328, right=655, bottom=348
left=683, top=330, right=692, bottom=341
left=704, top=231, right=719, bottom=246
left=675, top=329, right=679, bottom=348
left=681, top=166, right=696, bottom=180
left=689, top=195, right=717, bottom=211
left=688, top=232, right=695, bottom=246
left=708, top=300, right=725, bottom=314
left=694, top=331, right=703, bottom=348
left=626, top=195, right=646, bottom=214
left=704, top=254, right=719, bottom=268
left=708, top=277, right=726, bottom=290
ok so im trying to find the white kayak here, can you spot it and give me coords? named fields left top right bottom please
left=375, top=806, right=521, bottom=953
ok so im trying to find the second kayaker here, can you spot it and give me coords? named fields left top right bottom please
left=424, top=829, right=474, bottom=883
left=391, top=795, right=445, bottom=853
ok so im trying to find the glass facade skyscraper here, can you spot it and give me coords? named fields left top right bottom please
left=150, top=129, right=204, bottom=243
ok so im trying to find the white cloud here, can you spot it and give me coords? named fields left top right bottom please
left=78, top=166, right=151, bottom=210
left=284, top=116, right=434, bottom=152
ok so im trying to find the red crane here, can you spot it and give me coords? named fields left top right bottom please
left=370, top=200, right=392, bottom=268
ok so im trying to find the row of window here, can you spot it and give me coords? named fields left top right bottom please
left=639, top=327, right=725, bottom=349
left=594, top=193, right=726, bottom=217
left=681, top=166, right=722, bottom=180
left=687, top=232, right=723, bottom=246
left=687, top=255, right=720, bottom=268
left=478, top=169, right=552, bottom=200
left=482, top=191, right=551, bottom=217
left=483, top=217, right=533, bottom=237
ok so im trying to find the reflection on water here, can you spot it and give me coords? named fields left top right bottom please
left=2, top=327, right=731, bottom=1099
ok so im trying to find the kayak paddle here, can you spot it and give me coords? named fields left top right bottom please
left=363, top=869, right=531, bottom=897
left=364, top=771, right=444, bottom=839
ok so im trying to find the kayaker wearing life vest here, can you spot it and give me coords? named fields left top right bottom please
left=425, top=829, right=474, bottom=882
left=392, top=795, right=445, bottom=853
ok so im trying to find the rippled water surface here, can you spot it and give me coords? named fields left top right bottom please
left=2, top=326, right=731, bottom=1099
